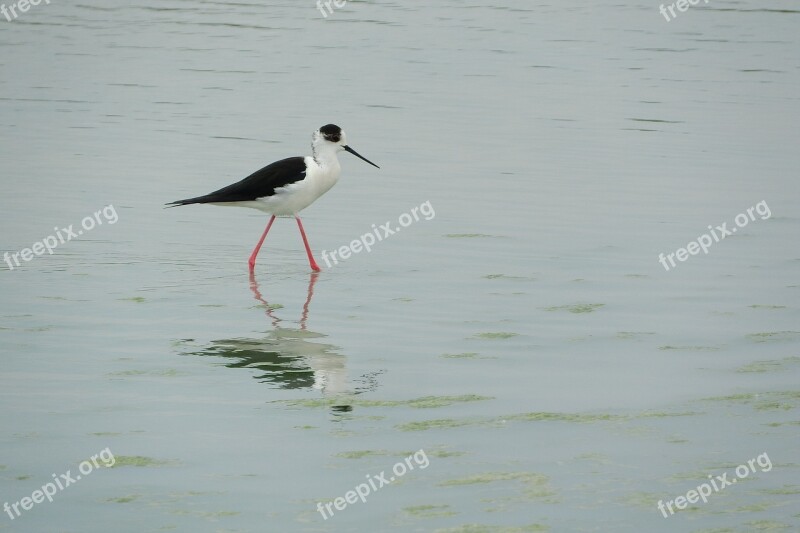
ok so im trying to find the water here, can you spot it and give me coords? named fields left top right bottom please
left=1, top=1, right=799, bottom=531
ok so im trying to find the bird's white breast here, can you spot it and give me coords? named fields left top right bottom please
left=251, top=156, right=340, bottom=216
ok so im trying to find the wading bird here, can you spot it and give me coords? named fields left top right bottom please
left=167, top=124, right=379, bottom=272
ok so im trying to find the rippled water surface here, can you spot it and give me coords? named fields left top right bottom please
left=1, top=1, right=799, bottom=532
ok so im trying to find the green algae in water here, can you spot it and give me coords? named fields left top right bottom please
left=445, top=234, right=494, bottom=238
left=746, top=331, right=800, bottom=342
left=639, top=412, right=700, bottom=421
left=622, top=491, right=668, bottom=509
left=428, top=449, right=466, bottom=458
left=574, top=452, right=609, bottom=463
left=397, top=418, right=482, bottom=432
left=666, top=435, right=689, bottom=444
left=440, top=472, right=557, bottom=504
left=760, top=485, right=800, bottom=495
left=736, top=503, right=780, bottom=512
left=658, top=345, right=719, bottom=351
left=120, top=297, right=146, bottom=303
left=668, top=469, right=718, bottom=482
left=440, top=472, right=546, bottom=486
left=472, top=332, right=518, bottom=339
left=283, top=394, right=492, bottom=410
left=335, top=450, right=389, bottom=459
left=702, top=391, right=800, bottom=411
left=544, top=303, right=604, bottom=314
left=749, top=305, right=787, bottom=309
left=110, top=456, right=173, bottom=468
left=616, top=331, right=656, bottom=339
left=404, top=395, right=493, bottom=408
left=754, top=401, right=795, bottom=411
left=200, top=511, right=239, bottom=518
left=505, top=412, right=623, bottom=423
left=335, top=448, right=463, bottom=459
left=744, top=520, right=792, bottom=531
left=483, top=274, right=535, bottom=281
left=764, top=420, right=800, bottom=427
left=737, top=356, right=800, bottom=373
left=398, top=408, right=695, bottom=432
left=108, top=495, right=140, bottom=503
left=398, top=411, right=629, bottom=432
left=251, top=302, right=283, bottom=311
left=404, top=504, right=455, bottom=518
left=436, top=525, right=548, bottom=533
left=107, top=369, right=181, bottom=377
left=441, top=352, right=482, bottom=359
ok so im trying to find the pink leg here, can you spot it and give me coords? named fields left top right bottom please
left=248, top=215, right=276, bottom=270
left=295, top=216, right=321, bottom=272
left=248, top=268, right=281, bottom=328
left=300, top=272, right=319, bottom=330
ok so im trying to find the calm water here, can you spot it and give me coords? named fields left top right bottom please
left=1, top=1, right=799, bottom=532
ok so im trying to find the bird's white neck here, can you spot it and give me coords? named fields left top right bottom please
left=311, top=139, right=342, bottom=169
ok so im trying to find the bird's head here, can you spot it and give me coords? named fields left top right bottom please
left=313, top=124, right=379, bottom=168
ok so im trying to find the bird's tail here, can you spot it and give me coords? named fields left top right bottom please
left=164, top=195, right=216, bottom=208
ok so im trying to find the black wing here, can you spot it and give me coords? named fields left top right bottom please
left=166, top=157, right=307, bottom=207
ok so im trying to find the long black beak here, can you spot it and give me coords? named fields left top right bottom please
left=344, top=145, right=380, bottom=169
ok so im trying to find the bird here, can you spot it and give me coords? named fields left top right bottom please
left=166, top=124, right=379, bottom=272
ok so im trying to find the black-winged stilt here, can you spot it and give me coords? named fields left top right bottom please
left=167, top=124, right=379, bottom=272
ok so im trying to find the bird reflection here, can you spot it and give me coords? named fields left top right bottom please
left=184, top=271, right=369, bottom=412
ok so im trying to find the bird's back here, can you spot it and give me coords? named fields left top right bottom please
left=167, top=157, right=307, bottom=207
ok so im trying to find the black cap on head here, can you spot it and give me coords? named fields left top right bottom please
left=319, top=124, right=342, bottom=142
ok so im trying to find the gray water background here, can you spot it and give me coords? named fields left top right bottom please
left=1, top=1, right=799, bottom=532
